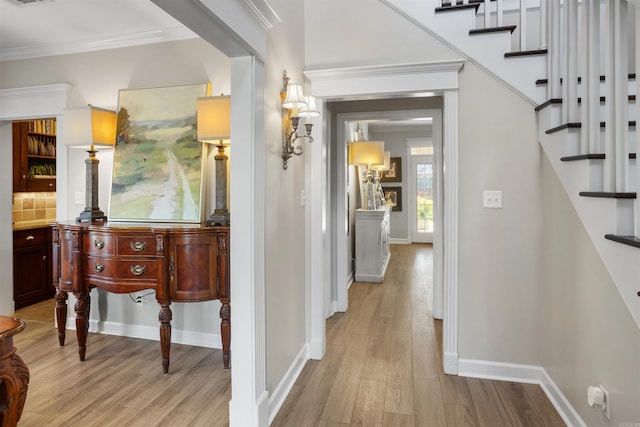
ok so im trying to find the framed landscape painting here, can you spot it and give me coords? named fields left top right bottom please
left=109, top=83, right=208, bottom=222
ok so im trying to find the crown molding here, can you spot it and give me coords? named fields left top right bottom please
left=0, top=26, right=197, bottom=62
left=242, top=0, right=280, bottom=30
left=305, top=60, right=465, bottom=81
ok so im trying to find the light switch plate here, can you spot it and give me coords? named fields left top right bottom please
left=483, top=190, right=502, bottom=208
left=74, top=191, right=85, bottom=205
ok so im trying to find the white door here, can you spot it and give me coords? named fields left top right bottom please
left=410, top=155, right=434, bottom=243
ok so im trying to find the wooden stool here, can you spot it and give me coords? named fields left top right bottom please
left=0, top=317, right=29, bottom=427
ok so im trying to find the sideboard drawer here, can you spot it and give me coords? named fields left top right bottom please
left=84, top=232, right=116, bottom=255
left=117, top=235, right=159, bottom=256
left=85, top=256, right=160, bottom=282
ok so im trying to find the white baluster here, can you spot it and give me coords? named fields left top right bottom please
left=497, top=0, right=504, bottom=27
left=549, top=0, right=561, bottom=100
left=519, top=0, right=527, bottom=51
left=484, top=0, right=491, bottom=28
left=540, top=0, right=547, bottom=50
left=635, top=0, right=640, bottom=237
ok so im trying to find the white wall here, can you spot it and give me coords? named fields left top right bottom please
left=0, top=38, right=231, bottom=333
left=541, top=155, right=640, bottom=426
left=264, top=0, right=308, bottom=394
left=306, top=0, right=541, bottom=365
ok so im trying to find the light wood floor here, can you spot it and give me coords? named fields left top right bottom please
left=12, top=244, right=565, bottom=426
left=271, top=244, right=566, bottom=427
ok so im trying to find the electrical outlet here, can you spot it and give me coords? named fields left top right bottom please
left=483, top=190, right=502, bottom=208
left=74, top=191, right=85, bottom=205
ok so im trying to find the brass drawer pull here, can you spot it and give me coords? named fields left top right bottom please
left=25, top=235, right=35, bottom=241
left=130, top=265, right=147, bottom=276
left=94, top=240, right=105, bottom=249
left=94, top=263, right=105, bottom=273
left=130, top=241, right=147, bottom=252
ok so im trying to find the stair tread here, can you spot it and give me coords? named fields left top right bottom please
left=505, top=49, right=547, bottom=58
left=560, top=153, right=636, bottom=161
left=579, top=191, right=637, bottom=199
left=470, top=25, right=516, bottom=35
left=435, top=3, right=480, bottom=13
left=605, top=234, right=640, bottom=249
left=545, top=123, right=581, bottom=134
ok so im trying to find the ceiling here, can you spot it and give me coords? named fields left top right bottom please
left=0, top=0, right=195, bottom=61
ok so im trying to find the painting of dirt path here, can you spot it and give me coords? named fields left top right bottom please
left=108, top=83, right=207, bottom=222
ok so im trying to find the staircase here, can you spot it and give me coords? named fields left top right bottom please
left=383, top=0, right=640, bottom=329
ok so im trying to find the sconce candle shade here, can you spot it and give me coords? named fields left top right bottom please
left=282, top=83, right=307, bottom=109
left=197, top=95, right=231, bottom=143
left=348, top=141, right=385, bottom=166
left=64, top=105, right=117, bottom=147
left=298, top=96, right=320, bottom=118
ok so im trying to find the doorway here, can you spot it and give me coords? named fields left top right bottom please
left=410, top=153, right=434, bottom=244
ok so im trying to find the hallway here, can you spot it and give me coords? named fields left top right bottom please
left=272, top=244, right=565, bottom=426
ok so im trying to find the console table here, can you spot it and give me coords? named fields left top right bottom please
left=0, top=316, right=29, bottom=427
left=52, top=221, right=230, bottom=374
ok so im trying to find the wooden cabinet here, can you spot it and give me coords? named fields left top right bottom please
left=13, top=226, right=54, bottom=309
left=12, top=120, right=56, bottom=193
left=355, top=206, right=391, bottom=283
left=52, top=221, right=230, bottom=373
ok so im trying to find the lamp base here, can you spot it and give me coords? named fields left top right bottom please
left=206, top=209, right=230, bottom=226
left=76, top=209, right=107, bottom=223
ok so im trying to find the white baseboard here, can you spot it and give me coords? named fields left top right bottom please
left=458, top=359, right=586, bottom=427
left=268, top=344, right=310, bottom=424
left=390, top=237, right=411, bottom=244
left=66, top=317, right=222, bottom=348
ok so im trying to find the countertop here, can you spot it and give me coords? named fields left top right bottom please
left=12, top=220, right=55, bottom=231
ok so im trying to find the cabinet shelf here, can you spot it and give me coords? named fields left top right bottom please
left=13, top=119, right=57, bottom=193
left=27, top=155, right=56, bottom=160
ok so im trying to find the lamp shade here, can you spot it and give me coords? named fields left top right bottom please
left=282, top=83, right=307, bottom=109
left=198, top=95, right=231, bottom=143
left=63, top=105, right=116, bottom=147
left=371, top=151, right=391, bottom=171
left=298, top=96, right=320, bottom=118
left=348, top=141, right=385, bottom=166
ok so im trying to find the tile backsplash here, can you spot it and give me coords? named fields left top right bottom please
left=13, top=192, right=56, bottom=226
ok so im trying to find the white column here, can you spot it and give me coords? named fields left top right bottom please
left=443, top=89, right=459, bottom=375
left=228, top=55, right=268, bottom=427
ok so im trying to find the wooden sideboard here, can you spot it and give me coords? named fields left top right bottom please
left=52, top=221, right=230, bottom=374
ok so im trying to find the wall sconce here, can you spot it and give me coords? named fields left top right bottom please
left=64, top=105, right=116, bottom=222
left=348, top=140, right=385, bottom=210
left=198, top=94, right=231, bottom=226
left=281, top=71, right=319, bottom=170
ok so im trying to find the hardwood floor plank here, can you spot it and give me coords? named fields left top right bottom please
left=361, top=316, right=392, bottom=382
left=494, top=381, right=549, bottom=427
left=445, top=403, right=480, bottom=427
left=439, top=370, right=474, bottom=406
left=382, top=412, right=414, bottom=427
left=413, top=377, right=447, bottom=427
left=521, top=383, right=566, bottom=427
left=317, top=420, right=349, bottom=427
left=350, top=379, right=386, bottom=426
left=466, top=377, right=513, bottom=427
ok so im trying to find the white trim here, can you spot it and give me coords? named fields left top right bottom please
left=241, top=0, right=281, bottom=30
left=389, top=237, right=411, bottom=244
left=228, top=56, right=269, bottom=427
left=306, top=62, right=462, bottom=379
left=0, top=27, right=197, bottom=62
left=0, top=83, right=71, bottom=316
left=66, top=318, right=223, bottom=348
left=306, top=96, right=327, bottom=360
left=442, top=90, right=459, bottom=375
left=458, top=359, right=587, bottom=427
left=267, top=345, right=309, bottom=424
